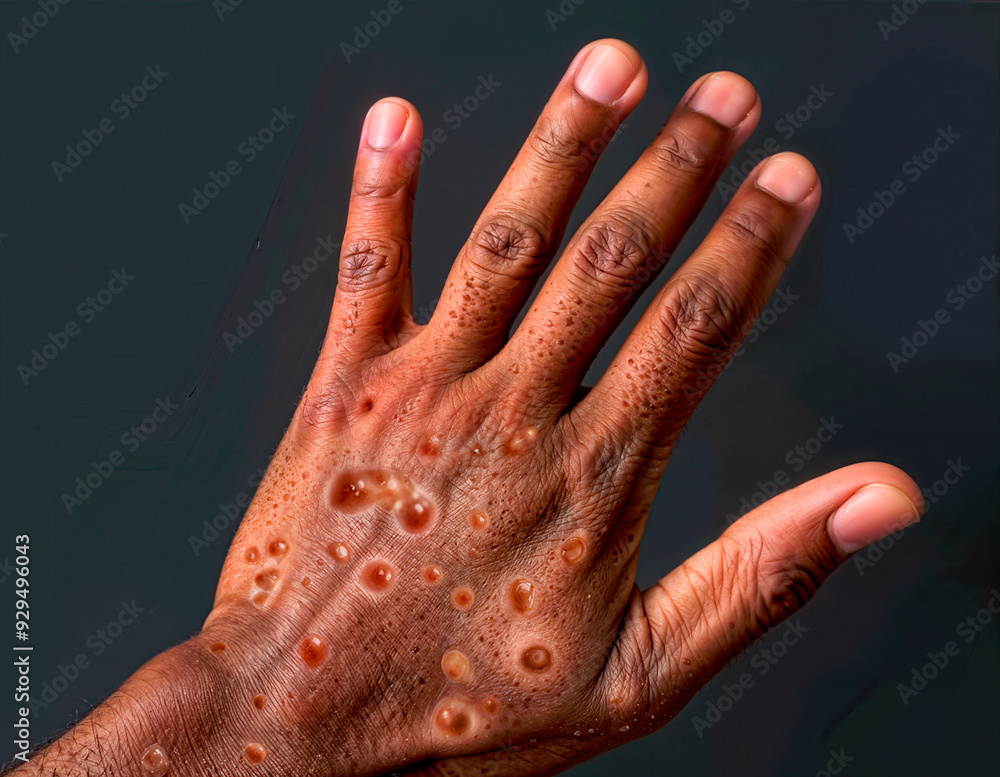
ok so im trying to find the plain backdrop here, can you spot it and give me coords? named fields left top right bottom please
left=1, top=1, right=998, bottom=774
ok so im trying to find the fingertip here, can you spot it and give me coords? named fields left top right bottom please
left=571, top=38, right=648, bottom=108
left=754, top=151, right=820, bottom=204
left=360, top=97, right=423, bottom=151
left=685, top=71, right=759, bottom=131
left=828, top=483, right=922, bottom=555
left=828, top=461, right=926, bottom=519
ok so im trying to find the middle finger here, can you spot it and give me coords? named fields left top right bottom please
left=496, top=71, right=761, bottom=414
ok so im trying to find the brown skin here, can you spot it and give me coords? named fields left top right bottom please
left=10, top=40, right=923, bottom=777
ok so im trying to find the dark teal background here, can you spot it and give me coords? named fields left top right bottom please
left=1, top=1, right=998, bottom=774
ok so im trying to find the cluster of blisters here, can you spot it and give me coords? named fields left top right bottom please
left=140, top=744, right=170, bottom=777
left=247, top=538, right=292, bottom=607
left=330, top=468, right=437, bottom=534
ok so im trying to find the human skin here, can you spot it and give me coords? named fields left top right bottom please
left=9, top=39, right=923, bottom=777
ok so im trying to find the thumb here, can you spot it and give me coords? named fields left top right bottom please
left=607, top=462, right=923, bottom=723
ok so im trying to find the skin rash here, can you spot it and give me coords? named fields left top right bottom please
left=8, top=38, right=924, bottom=777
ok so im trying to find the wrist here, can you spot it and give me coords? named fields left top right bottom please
left=11, top=619, right=410, bottom=777
left=10, top=639, right=228, bottom=777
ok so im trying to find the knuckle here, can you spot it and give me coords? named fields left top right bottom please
left=717, top=207, right=785, bottom=272
left=527, top=114, right=594, bottom=171
left=339, top=236, right=407, bottom=291
left=466, top=214, right=549, bottom=280
left=353, top=164, right=409, bottom=199
left=658, top=273, right=745, bottom=368
left=650, top=126, right=717, bottom=179
left=742, top=527, right=836, bottom=632
left=572, top=219, right=651, bottom=284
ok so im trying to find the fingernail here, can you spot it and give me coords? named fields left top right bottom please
left=827, top=484, right=922, bottom=555
left=366, top=101, right=408, bottom=150
left=687, top=73, right=757, bottom=128
left=575, top=44, right=635, bottom=104
left=755, top=153, right=818, bottom=203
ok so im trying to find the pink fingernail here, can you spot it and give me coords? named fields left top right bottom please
left=827, top=484, right=922, bottom=554
left=366, top=101, right=408, bottom=150
left=755, top=153, right=818, bottom=203
left=687, top=73, right=757, bottom=128
left=574, top=44, right=635, bottom=104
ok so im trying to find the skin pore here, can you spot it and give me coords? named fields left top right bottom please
left=8, top=39, right=923, bottom=777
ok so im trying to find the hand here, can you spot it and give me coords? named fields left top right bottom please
left=14, top=39, right=922, bottom=777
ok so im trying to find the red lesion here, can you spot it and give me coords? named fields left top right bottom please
left=244, top=743, right=267, bottom=764
left=521, top=645, right=552, bottom=672
left=360, top=560, right=396, bottom=592
left=433, top=699, right=476, bottom=738
left=452, top=587, right=475, bottom=609
left=510, top=579, right=535, bottom=613
left=329, top=468, right=438, bottom=534
left=299, top=634, right=328, bottom=668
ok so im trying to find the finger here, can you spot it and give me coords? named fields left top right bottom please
left=573, top=151, right=820, bottom=457
left=601, top=462, right=923, bottom=721
left=426, top=39, right=648, bottom=369
left=327, top=97, right=423, bottom=362
left=500, top=71, right=762, bottom=410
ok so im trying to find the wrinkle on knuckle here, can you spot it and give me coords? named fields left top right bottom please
left=572, top=219, right=652, bottom=285
left=352, top=165, right=409, bottom=199
left=527, top=114, right=593, bottom=171
left=339, top=236, right=406, bottom=291
left=658, top=274, right=745, bottom=369
left=717, top=207, right=785, bottom=272
left=753, top=540, right=837, bottom=631
left=650, top=127, right=717, bottom=180
left=466, top=214, right=548, bottom=280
